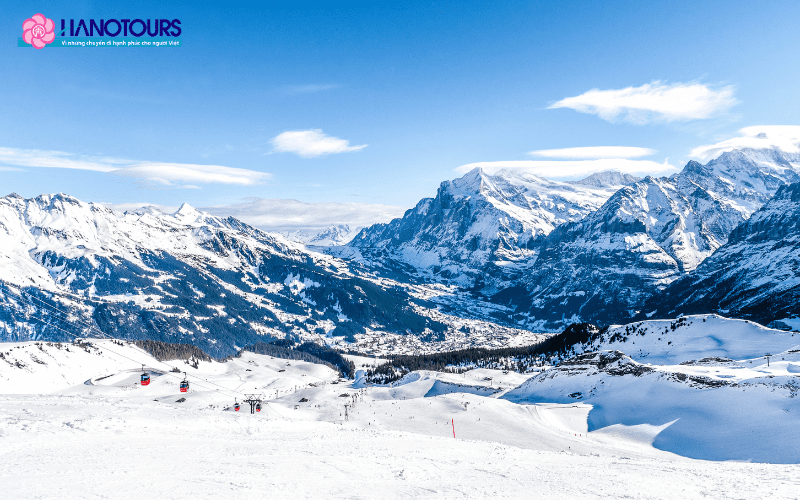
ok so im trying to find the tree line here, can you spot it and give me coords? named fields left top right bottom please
left=363, top=322, right=600, bottom=384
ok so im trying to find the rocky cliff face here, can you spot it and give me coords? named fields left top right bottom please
left=350, top=168, right=635, bottom=290
left=644, top=182, right=800, bottom=329
left=497, top=148, right=800, bottom=329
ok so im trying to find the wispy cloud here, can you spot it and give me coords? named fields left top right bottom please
left=113, top=163, right=269, bottom=187
left=549, top=81, right=737, bottom=124
left=0, top=147, right=123, bottom=172
left=280, top=84, right=342, bottom=95
left=529, top=146, right=656, bottom=159
left=689, top=125, right=800, bottom=161
left=454, top=159, right=677, bottom=179
left=200, top=198, right=405, bottom=232
left=0, top=147, right=270, bottom=187
left=270, top=129, right=367, bottom=158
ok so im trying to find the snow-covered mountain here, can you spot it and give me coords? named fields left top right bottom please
left=500, top=148, right=800, bottom=329
left=282, top=224, right=360, bottom=246
left=0, top=193, right=487, bottom=356
left=350, top=168, right=638, bottom=289
left=644, top=181, right=800, bottom=328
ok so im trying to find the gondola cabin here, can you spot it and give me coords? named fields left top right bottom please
left=234, top=402, right=240, bottom=412
left=140, top=372, right=150, bottom=386
left=256, top=403, right=262, bottom=413
left=180, top=380, right=189, bottom=393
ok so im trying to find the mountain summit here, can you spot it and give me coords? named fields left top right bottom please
left=350, top=167, right=635, bottom=289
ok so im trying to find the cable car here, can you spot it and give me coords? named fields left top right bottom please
left=180, top=374, right=189, bottom=393
left=234, top=400, right=240, bottom=412
left=256, top=403, right=262, bottom=413
left=140, top=365, right=150, bottom=386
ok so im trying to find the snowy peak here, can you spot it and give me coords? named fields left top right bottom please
left=573, top=170, right=640, bottom=188
left=174, top=202, right=199, bottom=217
left=680, top=148, right=800, bottom=213
left=507, top=147, right=800, bottom=330
left=350, top=166, right=625, bottom=288
left=126, top=205, right=165, bottom=217
left=646, top=180, right=800, bottom=328
left=282, top=224, right=360, bottom=246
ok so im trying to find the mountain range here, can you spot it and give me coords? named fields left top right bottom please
left=349, top=148, right=800, bottom=330
left=1, top=146, right=799, bottom=356
left=0, top=193, right=542, bottom=356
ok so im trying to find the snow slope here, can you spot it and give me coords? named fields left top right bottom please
left=575, top=314, right=800, bottom=365
left=5, top=394, right=799, bottom=499
left=504, top=349, right=800, bottom=463
left=2, top=336, right=800, bottom=497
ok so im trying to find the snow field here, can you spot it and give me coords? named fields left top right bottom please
left=588, top=314, right=800, bottom=365
left=3, top=323, right=800, bottom=498
left=2, top=395, right=799, bottom=499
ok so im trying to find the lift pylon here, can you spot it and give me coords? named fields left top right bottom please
left=243, top=394, right=264, bottom=414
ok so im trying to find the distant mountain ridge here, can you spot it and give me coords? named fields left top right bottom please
left=282, top=224, right=360, bottom=246
left=0, top=192, right=546, bottom=356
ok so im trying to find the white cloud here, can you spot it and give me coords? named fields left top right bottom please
left=0, top=147, right=270, bottom=187
left=454, top=159, right=677, bottom=179
left=548, top=81, right=737, bottom=124
left=200, top=198, right=405, bottom=232
left=529, top=146, right=656, bottom=159
left=270, top=129, right=367, bottom=158
left=112, top=163, right=270, bottom=186
left=0, top=147, right=123, bottom=172
left=689, top=125, right=800, bottom=161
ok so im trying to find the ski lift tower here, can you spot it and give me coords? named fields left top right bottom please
left=243, top=394, right=264, bottom=414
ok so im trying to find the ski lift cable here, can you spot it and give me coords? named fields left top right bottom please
left=17, top=290, right=294, bottom=402
left=11, top=285, right=294, bottom=417
left=4, top=283, right=256, bottom=399
left=4, top=297, right=238, bottom=398
left=2, top=280, right=290, bottom=416
left=1, top=286, right=248, bottom=400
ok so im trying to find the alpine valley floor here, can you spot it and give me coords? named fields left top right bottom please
left=1, top=331, right=800, bottom=499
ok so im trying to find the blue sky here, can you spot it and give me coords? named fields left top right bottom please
left=3, top=0, right=800, bottom=230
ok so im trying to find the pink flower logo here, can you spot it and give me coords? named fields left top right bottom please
left=23, top=14, right=55, bottom=49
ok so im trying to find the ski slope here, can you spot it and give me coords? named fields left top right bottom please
left=1, top=338, right=800, bottom=498
left=579, top=314, right=800, bottom=364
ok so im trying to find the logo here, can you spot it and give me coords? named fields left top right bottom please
left=18, top=15, right=182, bottom=49
left=22, top=14, right=55, bottom=49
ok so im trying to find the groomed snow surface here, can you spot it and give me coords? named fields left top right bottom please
left=2, top=316, right=800, bottom=499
